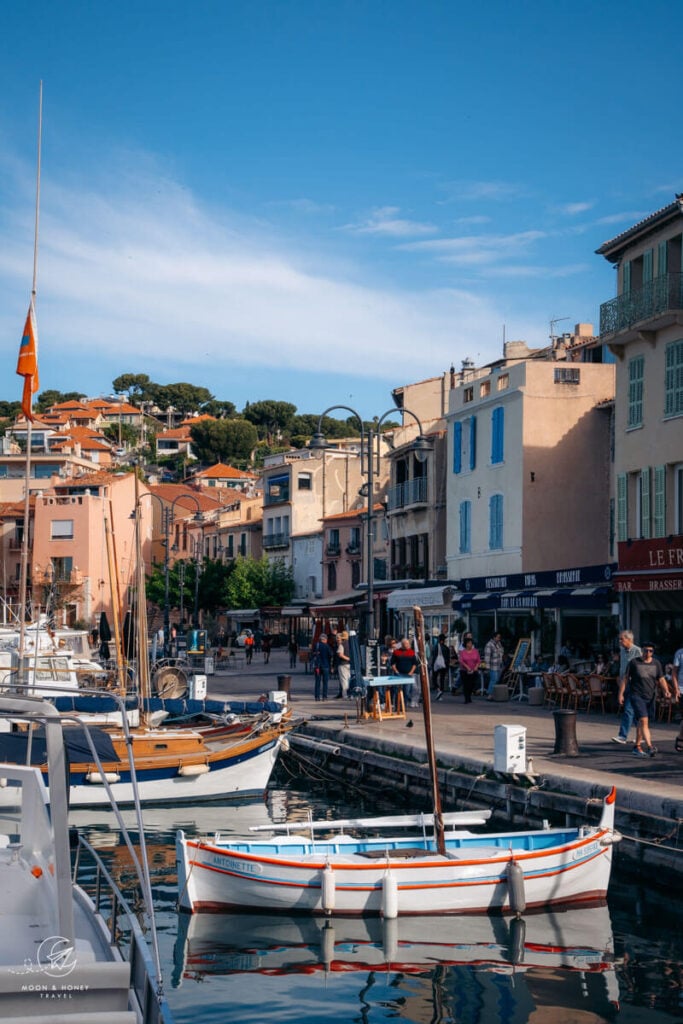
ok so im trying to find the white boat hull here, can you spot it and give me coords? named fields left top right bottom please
left=177, top=789, right=619, bottom=916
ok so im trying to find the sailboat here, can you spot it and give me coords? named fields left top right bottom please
left=176, top=608, right=621, bottom=915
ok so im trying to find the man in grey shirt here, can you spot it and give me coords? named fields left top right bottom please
left=611, top=629, right=641, bottom=744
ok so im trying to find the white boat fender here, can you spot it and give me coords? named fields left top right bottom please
left=85, top=771, right=121, bottom=784
left=382, top=869, right=398, bottom=919
left=382, top=916, right=398, bottom=963
left=280, top=736, right=290, bottom=752
left=321, top=864, right=335, bottom=913
left=178, top=763, right=210, bottom=776
left=507, top=858, right=526, bottom=916
left=507, top=915, right=526, bottom=964
left=321, top=921, right=335, bottom=968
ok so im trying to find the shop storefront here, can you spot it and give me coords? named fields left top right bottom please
left=386, top=585, right=460, bottom=641
left=454, top=564, right=617, bottom=659
left=614, top=538, right=683, bottom=659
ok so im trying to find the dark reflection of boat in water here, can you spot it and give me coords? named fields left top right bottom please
left=172, top=902, right=620, bottom=1011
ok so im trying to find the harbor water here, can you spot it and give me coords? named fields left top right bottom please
left=73, top=776, right=683, bottom=1024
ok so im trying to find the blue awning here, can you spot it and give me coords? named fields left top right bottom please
left=453, top=586, right=611, bottom=612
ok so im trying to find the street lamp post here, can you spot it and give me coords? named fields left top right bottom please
left=134, top=492, right=204, bottom=657
left=310, top=405, right=431, bottom=651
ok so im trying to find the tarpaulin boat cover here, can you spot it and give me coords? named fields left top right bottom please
left=52, top=695, right=283, bottom=716
left=0, top=725, right=119, bottom=766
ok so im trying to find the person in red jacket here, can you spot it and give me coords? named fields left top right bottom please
left=390, top=637, right=419, bottom=708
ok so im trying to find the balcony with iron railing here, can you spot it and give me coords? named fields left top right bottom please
left=345, top=542, right=361, bottom=555
left=263, top=532, right=290, bottom=550
left=326, top=542, right=341, bottom=556
left=387, top=475, right=428, bottom=511
left=600, top=272, right=683, bottom=337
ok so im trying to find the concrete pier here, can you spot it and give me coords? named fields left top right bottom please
left=207, top=649, right=683, bottom=878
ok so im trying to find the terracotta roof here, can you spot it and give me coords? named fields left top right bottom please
left=147, top=484, right=223, bottom=514
left=55, top=470, right=124, bottom=488
left=179, top=414, right=216, bottom=426
left=322, top=506, right=365, bottom=522
left=49, top=401, right=90, bottom=412
left=157, top=427, right=192, bottom=440
left=195, top=463, right=258, bottom=480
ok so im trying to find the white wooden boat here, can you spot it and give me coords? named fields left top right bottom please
left=0, top=694, right=173, bottom=1022
left=173, top=902, right=617, bottom=983
left=0, top=715, right=290, bottom=807
left=176, top=788, right=620, bottom=916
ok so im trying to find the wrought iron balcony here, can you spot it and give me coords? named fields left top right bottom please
left=262, top=532, right=290, bottom=550
left=386, top=475, right=428, bottom=511
left=345, top=542, right=361, bottom=555
left=600, top=273, right=683, bottom=336
left=326, top=542, right=341, bottom=556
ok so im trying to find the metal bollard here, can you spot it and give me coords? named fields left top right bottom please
left=277, top=674, right=292, bottom=699
left=553, top=709, right=580, bottom=756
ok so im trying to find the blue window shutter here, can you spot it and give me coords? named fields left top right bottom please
left=459, top=500, right=471, bottom=553
left=658, top=240, right=668, bottom=277
left=491, top=407, right=504, bottom=464
left=453, top=422, right=462, bottom=474
left=489, top=494, right=503, bottom=549
left=643, top=248, right=653, bottom=284
left=469, top=416, right=476, bottom=471
left=622, top=260, right=631, bottom=295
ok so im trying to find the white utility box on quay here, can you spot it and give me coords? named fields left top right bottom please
left=189, top=674, right=207, bottom=701
left=494, top=724, right=527, bottom=773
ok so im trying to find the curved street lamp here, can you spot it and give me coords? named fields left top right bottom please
left=310, top=405, right=432, bottom=649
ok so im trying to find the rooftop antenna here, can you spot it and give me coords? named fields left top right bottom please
left=550, top=317, right=570, bottom=350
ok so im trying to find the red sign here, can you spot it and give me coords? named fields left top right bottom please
left=616, top=537, right=683, bottom=591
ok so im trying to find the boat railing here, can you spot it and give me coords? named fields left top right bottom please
left=73, top=834, right=174, bottom=1024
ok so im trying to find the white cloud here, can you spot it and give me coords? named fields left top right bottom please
left=556, top=201, right=594, bottom=216
left=0, top=156, right=522, bottom=394
left=438, top=180, right=526, bottom=203
left=268, top=197, right=336, bottom=215
left=342, top=206, right=438, bottom=238
left=398, top=230, right=546, bottom=266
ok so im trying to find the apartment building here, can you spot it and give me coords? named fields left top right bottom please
left=597, top=195, right=683, bottom=651
left=445, top=342, right=615, bottom=653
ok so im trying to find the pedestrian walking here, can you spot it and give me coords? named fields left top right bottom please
left=288, top=636, right=298, bottom=670
left=622, top=643, right=669, bottom=757
left=612, top=630, right=642, bottom=745
left=484, top=631, right=505, bottom=699
left=312, top=634, right=332, bottom=701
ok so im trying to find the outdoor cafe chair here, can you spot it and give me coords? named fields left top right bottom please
left=541, top=672, right=558, bottom=707
left=584, top=673, right=608, bottom=715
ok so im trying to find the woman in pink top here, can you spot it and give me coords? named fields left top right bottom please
left=458, top=634, right=481, bottom=704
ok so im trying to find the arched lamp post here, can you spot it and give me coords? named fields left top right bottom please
left=309, top=405, right=431, bottom=647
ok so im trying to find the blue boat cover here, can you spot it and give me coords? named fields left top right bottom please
left=52, top=695, right=283, bottom=716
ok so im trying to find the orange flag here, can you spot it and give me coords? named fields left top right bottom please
left=16, top=300, right=40, bottom=421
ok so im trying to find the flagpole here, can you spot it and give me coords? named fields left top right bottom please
left=17, top=82, right=43, bottom=665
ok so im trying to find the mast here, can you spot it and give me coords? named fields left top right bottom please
left=133, top=471, right=152, bottom=724
left=17, top=83, right=43, bottom=662
left=413, top=605, right=446, bottom=855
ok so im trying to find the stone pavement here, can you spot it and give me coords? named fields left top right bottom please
left=207, top=648, right=683, bottom=813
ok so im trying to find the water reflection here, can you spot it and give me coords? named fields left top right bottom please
left=172, top=905, right=620, bottom=1021
left=70, top=788, right=683, bottom=1023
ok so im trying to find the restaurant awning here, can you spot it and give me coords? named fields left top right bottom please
left=308, top=592, right=363, bottom=616
left=387, top=585, right=457, bottom=610
left=453, top=586, right=611, bottom=611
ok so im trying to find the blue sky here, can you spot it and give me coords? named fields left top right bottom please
left=0, top=1, right=680, bottom=420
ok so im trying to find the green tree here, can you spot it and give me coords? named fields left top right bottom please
left=201, top=399, right=237, bottom=419
left=225, top=556, right=294, bottom=609
left=111, top=374, right=154, bottom=406
left=151, top=382, right=214, bottom=414
left=35, top=390, right=86, bottom=413
left=189, top=418, right=257, bottom=464
left=101, top=422, right=139, bottom=448
left=243, top=400, right=297, bottom=444
left=0, top=400, right=22, bottom=420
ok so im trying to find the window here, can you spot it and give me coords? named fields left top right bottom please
left=654, top=465, right=666, bottom=537
left=638, top=468, right=651, bottom=539
left=327, top=528, right=340, bottom=555
left=675, top=465, right=683, bottom=535
left=665, top=339, right=683, bottom=418
left=34, top=464, right=60, bottom=479
left=496, top=373, right=509, bottom=391
left=51, top=556, right=73, bottom=582
left=554, top=367, right=580, bottom=384
left=297, top=472, right=312, bottom=490
left=616, top=473, right=627, bottom=542
left=491, top=407, right=504, bottom=464
left=227, top=535, right=234, bottom=557
left=327, top=562, right=337, bottom=592
left=50, top=520, right=74, bottom=539
left=489, top=494, right=503, bottom=550
left=480, top=381, right=490, bottom=398
left=468, top=415, right=476, bottom=471
left=464, top=386, right=474, bottom=403
left=627, top=356, right=644, bottom=428
left=265, top=473, right=290, bottom=504
left=351, top=560, right=361, bottom=587
left=459, top=500, right=471, bottom=554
